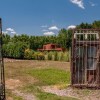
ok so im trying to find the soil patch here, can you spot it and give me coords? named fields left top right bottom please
left=42, top=86, right=100, bottom=100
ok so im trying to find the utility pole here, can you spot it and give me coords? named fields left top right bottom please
left=0, top=18, right=6, bottom=100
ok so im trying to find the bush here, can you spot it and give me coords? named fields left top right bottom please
left=33, top=52, right=45, bottom=60
left=37, top=52, right=45, bottom=60
left=24, top=49, right=34, bottom=59
left=62, top=51, right=70, bottom=62
left=60, top=52, right=64, bottom=61
left=43, top=51, right=70, bottom=62
left=53, top=51, right=58, bottom=61
left=3, top=42, right=28, bottom=59
left=47, top=52, right=53, bottom=60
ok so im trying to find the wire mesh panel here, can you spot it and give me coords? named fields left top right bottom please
left=71, top=29, right=100, bottom=88
left=0, top=18, right=6, bottom=100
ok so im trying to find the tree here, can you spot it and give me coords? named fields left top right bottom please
left=57, top=29, right=67, bottom=49
left=2, top=34, right=10, bottom=44
left=3, top=42, right=28, bottom=59
left=92, top=21, right=100, bottom=28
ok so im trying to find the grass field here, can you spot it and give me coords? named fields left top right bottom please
left=4, top=59, right=100, bottom=100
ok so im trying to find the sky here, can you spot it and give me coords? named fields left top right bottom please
left=0, top=0, right=100, bottom=36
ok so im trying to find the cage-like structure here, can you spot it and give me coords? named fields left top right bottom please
left=71, top=29, right=100, bottom=88
left=0, top=18, right=6, bottom=99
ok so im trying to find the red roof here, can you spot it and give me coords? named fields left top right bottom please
left=37, top=43, right=64, bottom=51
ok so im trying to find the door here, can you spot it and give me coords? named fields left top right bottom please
left=74, top=44, right=98, bottom=85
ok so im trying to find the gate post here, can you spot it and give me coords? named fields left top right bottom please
left=0, top=18, right=6, bottom=100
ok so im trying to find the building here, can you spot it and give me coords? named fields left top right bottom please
left=71, top=29, right=100, bottom=88
left=38, top=43, right=64, bottom=51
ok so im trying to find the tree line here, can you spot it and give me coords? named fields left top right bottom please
left=2, top=20, right=100, bottom=59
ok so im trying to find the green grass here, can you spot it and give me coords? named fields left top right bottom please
left=13, top=96, right=23, bottom=100
left=6, top=89, right=23, bottom=100
left=37, top=92, right=79, bottom=100
left=5, top=60, right=100, bottom=100
left=22, top=85, right=79, bottom=100
left=25, top=68, right=71, bottom=86
left=22, top=68, right=74, bottom=100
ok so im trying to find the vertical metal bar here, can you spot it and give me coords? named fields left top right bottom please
left=74, top=30, right=77, bottom=84
left=0, top=18, right=6, bottom=100
left=71, top=30, right=74, bottom=85
left=78, top=30, right=81, bottom=84
left=85, top=31, right=87, bottom=85
left=89, top=31, right=91, bottom=85
left=99, top=30, right=100, bottom=87
left=97, top=30, right=100, bottom=87
left=82, top=32, right=84, bottom=84
left=93, top=32, right=95, bottom=85
left=78, top=31, right=79, bottom=84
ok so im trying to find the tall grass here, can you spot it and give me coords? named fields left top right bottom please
left=24, top=50, right=70, bottom=62
left=44, top=51, right=70, bottom=62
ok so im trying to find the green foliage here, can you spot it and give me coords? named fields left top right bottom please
left=2, top=34, right=10, bottom=44
left=3, top=42, right=28, bottom=59
left=2, top=20, right=100, bottom=59
left=92, top=20, right=100, bottom=28
left=33, top=52, right=45, bottom=60
left=43, top=51, right=70, bottom=62
left=37, top=52, right=45, bottom=60
left=53, top=51, right=58, bottom=61
left=47, top=52, right=53, bottom=60
left=24, top=49, right=34, bottom=59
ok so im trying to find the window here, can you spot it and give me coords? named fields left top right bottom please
left=76, top=47, right=84, bottom=57
left=88, top=46, right=97, bottom=57
left=87, top=46, right=97, bottom=70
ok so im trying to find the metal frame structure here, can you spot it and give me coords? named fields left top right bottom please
left=0, top=18, right=6, bottom=100
left=71, top=29, right=100, bottom=88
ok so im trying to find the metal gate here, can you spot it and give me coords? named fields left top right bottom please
left=71, top=29, right=100, bottom=88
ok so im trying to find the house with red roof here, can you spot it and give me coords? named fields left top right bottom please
left=37, top=43, right=64, bottom=51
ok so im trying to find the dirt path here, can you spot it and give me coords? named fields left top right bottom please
left=42, top=86, right=100, bottom=100
left=6, top=79, right=37, bottom=100
left=12, top=90, right=36, bottom=100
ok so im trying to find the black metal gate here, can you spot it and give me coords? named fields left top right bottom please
left=71, top=29, right=100, bottom=88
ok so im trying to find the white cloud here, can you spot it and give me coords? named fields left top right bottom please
left=70, top=0, right=85, bottom=9
left=2, top=31, right=8, bottom=34
left=11, top=31, right=16, bottom=34
left=5, top=27, right=18, bottom=35
left=89, top=2, right=96, bottom=7
left=43, top=31, right=55, bottom=36
left=41, top=25, right=48, bottom=28
left=6, top=28, right=14, bottom=32
left=48, top=26, right=59, bottom=31
left=42, top=29, right=48, bottom=32
left=67, top=25, right=76, bottom=29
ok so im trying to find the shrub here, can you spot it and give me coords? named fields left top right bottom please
left=3, top=42, right=28, bottom=59
left=33, top=52, right=45, bottom=60
left=62, top=51, right=70, bottom=62
left=24, top=49, right=34, bottom=59
left=47, top=52, right=53, bottom=60
left=53, top=51, right=58, bottom=61
left=37, top=52, right=45, bottom=60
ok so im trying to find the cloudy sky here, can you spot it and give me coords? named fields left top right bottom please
left=0, top=0, right=100, bottom=36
